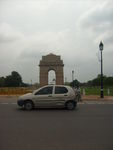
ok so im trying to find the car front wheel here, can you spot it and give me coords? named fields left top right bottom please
left=24, top=101, right=33, bottom=110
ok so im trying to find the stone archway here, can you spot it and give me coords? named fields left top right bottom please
left=39, top=53, right=64, bottom=86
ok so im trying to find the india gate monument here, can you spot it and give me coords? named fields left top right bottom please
left=39, top=53, right=64, bottom=86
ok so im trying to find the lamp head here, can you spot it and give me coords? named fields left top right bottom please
left=99, top=41, right=104, bottom=51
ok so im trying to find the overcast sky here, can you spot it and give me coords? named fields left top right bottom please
left=0, top=0, right=113, bottom=84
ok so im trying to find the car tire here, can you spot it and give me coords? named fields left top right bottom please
left=24, top=101, right=33, bottom=110
left=66, top=101, right=76, bottom=110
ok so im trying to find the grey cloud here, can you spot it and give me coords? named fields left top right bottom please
left=77, top=0, right=113, bottom=48
left=0, top=23, right=24, bottom=43
left=79, top=0, right=113, bottom=28
left=18, top=49, right=43, bottom=62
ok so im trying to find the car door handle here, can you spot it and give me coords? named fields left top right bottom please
left=64, top=94, right=68, bottom=96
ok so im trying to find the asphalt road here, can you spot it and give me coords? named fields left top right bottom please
left=0, top=101, right=113, bottom=150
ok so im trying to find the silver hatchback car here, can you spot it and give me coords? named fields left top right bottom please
left=17, top=85, right=77, bottom=110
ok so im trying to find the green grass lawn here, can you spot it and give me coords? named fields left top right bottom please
left=81, top=86, right=113, bottom=96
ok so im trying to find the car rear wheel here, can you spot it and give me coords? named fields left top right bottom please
left=66, top=101, right=75, bottom=110
left=24, top=101, right=33, bottom=110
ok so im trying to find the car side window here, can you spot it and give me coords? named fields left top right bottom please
left=55, top=86, right=68, bottom=94
left=35, top=86, right=53, bottom=95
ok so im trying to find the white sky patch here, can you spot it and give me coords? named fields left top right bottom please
left=0, top=0, right=113, bottom=83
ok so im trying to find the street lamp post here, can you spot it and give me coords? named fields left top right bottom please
left=72, top=70, right=74, bottom=87
left=99, top=41, right=104, bottom=98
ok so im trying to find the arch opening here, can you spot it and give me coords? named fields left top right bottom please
left=48, top=70, right=56, bottom=85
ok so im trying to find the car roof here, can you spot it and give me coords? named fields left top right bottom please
left=43, top=85, right=72, bottom=89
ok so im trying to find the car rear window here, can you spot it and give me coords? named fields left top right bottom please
left=55, top=86, right=68, bottom=94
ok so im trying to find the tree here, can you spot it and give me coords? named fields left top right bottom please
left=5, top=71, right=22, bottom=87
left=86, top=75, right=113, bottom=86
left=70, top=79, right=80, bottom=88
left=104, top=77, right=113, bottom=86
left=11, top=71, right=22, bottom=86
left=5, top=75, right=13, bottom=87
left=0, top=77, right=5, bottom=87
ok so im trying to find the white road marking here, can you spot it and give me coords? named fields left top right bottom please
left=0, top=103, right=16, bottom=105
left=1, top=103, right=9, bottom=105
left=12, top=103, right=16, bottom=105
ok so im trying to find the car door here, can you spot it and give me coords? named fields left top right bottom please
left=33, top=86, right=54, bottom=107
left=52, top=86, right=69, bottom=106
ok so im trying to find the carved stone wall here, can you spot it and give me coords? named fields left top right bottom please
left=39, top=53, right=64, bottom=86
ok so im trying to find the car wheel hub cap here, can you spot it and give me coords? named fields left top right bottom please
left=67, top=103, right=73, bottom=109
left=26, top=103, right=32, bottom=109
